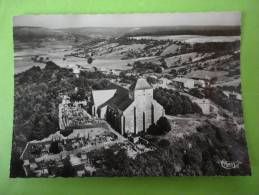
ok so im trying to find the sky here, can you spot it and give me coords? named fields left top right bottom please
left=13, top=12, right=240, bottom=28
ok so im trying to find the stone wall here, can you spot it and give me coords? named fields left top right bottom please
left=123, top=99, right=164, bottom=135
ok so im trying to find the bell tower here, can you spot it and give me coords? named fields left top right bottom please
left=129, top=78, right=153, bottom=100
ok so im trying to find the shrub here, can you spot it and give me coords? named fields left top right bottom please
left=189, top=88, right=204, bottom=99
left=87, top=57, right=93, bottom=64
left=147, top=124, right=158, bottom=135
left=157, top=116, right=171, bottom=133
left=49, top=141, right=62, bottom=154
left=158, top=139, right=170, bottom=148
left=147, top=117, right=171, bottom=135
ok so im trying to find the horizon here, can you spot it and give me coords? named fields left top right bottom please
left=13, top=24, right=241, bottom=29
left=13, top=12, right=240, bottom=29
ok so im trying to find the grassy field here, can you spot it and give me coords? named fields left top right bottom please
left=130, top=35, right=240, bottom=43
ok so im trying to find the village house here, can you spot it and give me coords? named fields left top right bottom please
left=109, top=69, right=120, bottom=76
left=157, top=77, right=172, bottom=88
left=172, top=77, right=195, bottom=89
left=223, top=91, right=242, bottom=101
left=194, top=79, right=206, bottom=88
left=73, top=65, right=81, bottom=78
left=192, top=98, right=218, bottom=115
left=90, top=78, right=165, bottom=135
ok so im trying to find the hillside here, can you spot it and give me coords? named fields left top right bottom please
left=13, top=26, right=82, bottom=42
left=58, top=26, right=241, bottom=39
left=59, top=27, right=132, bottom=39
left=124, top=26, right=241, bottom=37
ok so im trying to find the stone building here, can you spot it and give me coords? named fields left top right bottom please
left=73, top=65, right=81, bottom=78
left=91, top=78, right=165, bottom=135
left=172, top=77, right=195, bottom=89
left=192, top=98, right=218, bottom=115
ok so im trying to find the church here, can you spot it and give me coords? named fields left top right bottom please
left=90, top=78, right=165, bottom=135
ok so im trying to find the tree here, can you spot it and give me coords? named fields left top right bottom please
left=87, top=57, right=93, bottom=64
left=147, top=117, right=171, bottom=135
left=189, top=88, right=204, bottom=99
left=147, top=76, right=157, bottom=84
left=49, top=141, right=62, bottom=154
left=170, top=69, right=177, bottom=76
left=39, top=57, right=44, bottom=62
left=158, top=139, right=170, bottom=148
left=92, top=79, right=110, bottom=90
left=10, top=150, right=26, bottom=177
left=45, top=61, right=60, bottom=70
left=61, top=157, right=75, bottom=177
left=209, top=76, right=218, bottom=85
left=160, top=58, right=168, bottom=69
left=154, top=66, right=163, bottom=73
left=156, top=116, right=171, bottom=133
left=147, top=123, right=158, bottom=135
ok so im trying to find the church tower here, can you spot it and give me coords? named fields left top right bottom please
left=129, top=78, right=153, bottom=101
left=128, top=78, right=154, bottom=134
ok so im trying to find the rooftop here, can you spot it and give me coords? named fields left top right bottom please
left=92, top=89, right=117, bottom=107
left=94, top=78, right=153, bottom=112
left=98, top=84, right=133, bottom=111
left=173, top=77, right=194, bottom=83
left=130, top=78, right=152, bottom=91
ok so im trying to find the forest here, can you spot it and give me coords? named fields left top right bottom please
left=86, top=121, right=250, bottom=176
left=10, top=61, right=107, bottom=177
left=189, top=86, right=243, bottom=116
left=154, top=87, right=202, bottom=115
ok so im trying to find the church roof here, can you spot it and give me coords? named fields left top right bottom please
left=94, top=79, right=152, bottom=113
left=92, top=89, right=117, bottom=107
left=98, top=84, right=133, bottom=112
left=129, top=78, right=152, bottom=90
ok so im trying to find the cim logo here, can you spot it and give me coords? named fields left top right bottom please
left=218, top=159, right=242, bottom=170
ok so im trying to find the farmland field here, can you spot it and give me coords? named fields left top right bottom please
left=130, top=35, right=240, bottom=43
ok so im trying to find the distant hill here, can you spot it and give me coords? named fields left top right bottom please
left=59, top=27, right=131, bottom=39
left=58, top=26, right=240, bottom=39
left=13, top=25, right=240, bottom=42
left=123, top=26, right=241, bottom=37
left=13, top=26, right=87, bottom=42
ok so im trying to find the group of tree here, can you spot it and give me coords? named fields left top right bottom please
left=192, top=41, right=240, bottom=54
left=147, top=116, right=171, bottom=135
left=133, top=61, right=163, bottom=74
left=10, top=61, right=109, bottom=177
left=154, top=87, right=202, bottom=115
left=188, top=85, right=243, bottom=116
left=204, top=87, right=243, bottom=116
left=85, top=121, right=249, bottom=177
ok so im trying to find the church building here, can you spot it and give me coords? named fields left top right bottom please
left=90, top=78, right=165, bottom=135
